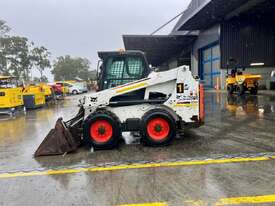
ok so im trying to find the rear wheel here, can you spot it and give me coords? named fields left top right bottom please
left=236, top=84, right=245, bottom=96
left=140, top=109, right=176, bottom=146
left=250, top=86, right=258, bottom=95
left=83, top=110, right=121, bottom=149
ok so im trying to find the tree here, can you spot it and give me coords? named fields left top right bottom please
left=32, top=46, right=51, bottom=80
left=0, top=36, right=32, bottom=79
left=52, top=55, right=93, bottom=81
left=33, top=75, right=48, bottom=83
left=0, top=19, right=10, bottom=74
left=0, top=20, right=51, bottom=81
left=0, top=19, right=10, bottom=36
left=89, top=70, right=97, bottom=81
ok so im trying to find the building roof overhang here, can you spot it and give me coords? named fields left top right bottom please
left=172, top=0, right=270, bottom=31
left=123, top=35, right=196, bottom=66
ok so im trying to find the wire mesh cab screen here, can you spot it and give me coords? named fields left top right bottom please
left=104, top=56, right=145, bottom=89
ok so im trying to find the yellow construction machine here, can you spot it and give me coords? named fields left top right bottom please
left=0, top=76, right=25, bottom=115
left=39, top=83, right=55, bottom=102
left=226, top=59, right=261, bottom=95
left=23, top=85, right=46, bottom=109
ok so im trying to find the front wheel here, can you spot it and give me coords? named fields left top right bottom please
left=72, top=90, right=78, bottom=95
left=250, top=87, right=258, bottom=95
left=140, top=109, right=176, bottom=147
left=83, top=110, right=121, bottom=149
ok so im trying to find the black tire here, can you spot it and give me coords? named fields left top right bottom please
left=236, top=84, right=245, bottom=96
left=227, top=84, right=234, bottom=95
left=83, top=110, right=121, bottom=149
left=140, top=109, right=176, bottom=147
left=250, top=87, right=258, bottom=95
left=72, top=90, right=78, bottom=95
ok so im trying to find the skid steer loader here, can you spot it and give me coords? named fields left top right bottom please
left=35, top=51, right=204, bottom=157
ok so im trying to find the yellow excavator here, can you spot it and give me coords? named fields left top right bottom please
left=0, top=76, right=25, bottom=115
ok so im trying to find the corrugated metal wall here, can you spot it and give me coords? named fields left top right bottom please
left=220, top=19, right=275, bottom=68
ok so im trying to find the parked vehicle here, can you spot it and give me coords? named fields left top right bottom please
left=48, top=83, right=62, bottom=96
left=77, top=81, right=88, bottom=93
left=39, top=83, right=55, bottom=102
left=55, top=82, right=70, bottom=95
left=226, top=59, right=261, bottom=95
left=22, top=85, right=46, bottom=109
left=68, top=82, right=88, bottom=94
left=226, top=72, right=261, bottom=95
left=0, top=76, right=25, bottom=115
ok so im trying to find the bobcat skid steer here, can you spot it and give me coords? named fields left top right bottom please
left=35, top=66, right=204, bottom=157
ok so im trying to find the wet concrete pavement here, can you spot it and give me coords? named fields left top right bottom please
left=1, top=92, right=275, bottom=205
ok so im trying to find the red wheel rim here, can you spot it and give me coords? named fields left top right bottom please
left=147, top=117, right=170, bottom=141
left=90, top=120, right=113, bottom=143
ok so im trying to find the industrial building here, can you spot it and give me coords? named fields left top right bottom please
left=123, top=0, right=275, bottom=89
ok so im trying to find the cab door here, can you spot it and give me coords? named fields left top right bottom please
left=102, top=55, right=147, bottom=90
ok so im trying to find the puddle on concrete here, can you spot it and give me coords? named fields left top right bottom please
left=1, top=92, right=275, bottom=173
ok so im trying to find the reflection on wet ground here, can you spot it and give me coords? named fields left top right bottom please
left=226, top=94, right=274, bottom=117
left=1, top=92, right=275, bottom=206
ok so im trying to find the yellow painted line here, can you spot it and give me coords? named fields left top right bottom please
left=116, top=194, right=275, bottom=206
left=116, top=82, right=147, bottom=94
left=214, top=194, right=275, bottom=205
left=117, top=202, right=167, bottom=206
left=0, top=155, right=274, bottom=179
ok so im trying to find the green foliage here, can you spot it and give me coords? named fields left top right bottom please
left=1, top=19, right=93, bottom=82
left=32, top=46, right=51, bottom=79
left=0, top=36, right=32, bottom=79
left=40, top=75, right=49, bottom=82
left=0, top=19, right=10, bottom=36
left=0, top=19, right=11, bottom=74
left=52, top=55, right=93, bottom=81
left=89, top=70, right=97, bottom=81
left=0, top=19, right=51, bottom=81
left=33, top=75, right=48, bottom=83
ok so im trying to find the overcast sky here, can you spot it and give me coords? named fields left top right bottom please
left=1, top=0, right=191, bottom=80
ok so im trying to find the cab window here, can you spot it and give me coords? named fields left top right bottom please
left=104, top=56, right=145, bottom=89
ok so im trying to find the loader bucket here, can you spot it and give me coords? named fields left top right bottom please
left=34, top=118, right=81, bottom=157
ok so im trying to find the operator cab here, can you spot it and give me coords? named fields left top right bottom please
left=226, top=58, right=245, bottom=77
left=97, top=50, right=150, bottom=91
